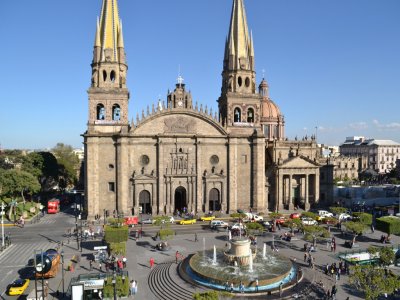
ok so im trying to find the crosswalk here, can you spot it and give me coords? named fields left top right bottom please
left=0, top=241, right=58, bottom=268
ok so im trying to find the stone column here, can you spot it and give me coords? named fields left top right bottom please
left=315, top=169, right=320, bottom=206
left=151, top=183, right=155, bottom=216
left=288, top=174, right=294, bottom=210
left=157, top=138, right=164, bottom=215
left=169, top=179, right=173, bottom=214
left=228, top=138, right=238, bottom=213
left=221, top=181, right=226, bottom=213
left=277, top=173, right=284, bottom=211
left=196, top=139, right=203, bottom=213
left=165, top=178, right=170, bottom=214
left=205, top=180, right=208, bottom=213
left=305, top=173, right=310, bottom=211
left=188, top=177, right=192, bottom=212
left=252, top=133, right=266, bottom=213
left=116, top=138, right=129, bottom=215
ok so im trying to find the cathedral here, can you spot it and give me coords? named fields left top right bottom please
left=84, top=0, right=330, bottom=219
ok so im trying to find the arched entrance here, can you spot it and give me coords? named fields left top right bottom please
left=139, top=190, right=151, bottom=214
left=174, top=187, right=187, bottom=213
left=209, top=188, right=221, bottom=212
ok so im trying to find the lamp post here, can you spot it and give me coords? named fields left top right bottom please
left=112, top=271, right=117, bottom=300
left=80, top=217, right=83, bottom=253
left=75, top=222, right=79, bottom=251
left=60, top=250, right=65, bottom=297
left=1, top=202, right=5, bottom=248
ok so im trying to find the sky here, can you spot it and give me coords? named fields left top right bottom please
left=0, top=0, right=399, bottom=150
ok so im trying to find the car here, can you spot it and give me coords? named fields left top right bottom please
left=301, top=217, right=318, bottom=226
left=317, top=210, right=333, bottom=218
left=210, top=220, right=229, bottom=229
left=338, top=213, right=352, bottom=221
left=179, top=218, right=197, bottom=225
left=252, top=214, right=264, bottom=222
left=139, top=218, right=153, bottom=224
left=200, top=215, right=215, bottom=222
left=262, top=221, right=272, bottom=229
left=229, top=223, right=246, bottom=230
left=275, top=216, right=287, bottom=224
left=290, top=213, right=301, bottom=219
left=8, top=279, right=30, bottom=296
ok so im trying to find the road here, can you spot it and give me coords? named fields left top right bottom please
left=0, top=209, right=75, bottom=300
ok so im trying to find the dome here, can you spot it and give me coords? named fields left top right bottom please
left=261, top=98, right=282, bottom=120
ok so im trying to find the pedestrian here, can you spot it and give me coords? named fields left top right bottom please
left=150, top=257, right=155, bottom=269
left=255, top=279, right=259, bottom=292
left=175, top=251, right=180, bottom=264
left=326, top=240, right=330, bottom=250
left=130, top=280, right=137, bottom=295
left=333, top=242, right=336, bottom=253
left=331, top=284, right=337, bottom=300
left=337, top=268, right=341, bottom=280
left=371, top=223, right=375, bottom=233
left=99, top=262, right=102, bottom=272
left=134, top=280, right=138, bottom=295
left=239, top=281, right=244, bottom=293
left=89, top=259, right=93, bottom=271
left=230, top=282, right=234, bottom=293
left=122, top=256, right=127, bottom=268
left=279, top=282, right=283, bottom=297
left=304, top=252, right=307, bottom=262
left=130, top=280, right=135, bottom=296
left=195, top=233, right=198, bottom=242
left=225, top=281, right=229, bottom=291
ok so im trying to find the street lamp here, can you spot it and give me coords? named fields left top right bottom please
left=112, top=271, right=117, bottom=300
left=75, top=222, right=79, bottom=251
left=60, top=250, right=65, bottom=296
left=1, top=202, right=5, bottom=248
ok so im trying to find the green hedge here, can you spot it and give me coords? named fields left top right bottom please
left=376, top=216, right=400, bottom=236
left=230, top=213, right=247, bottom=219
left=193, top=291, right=232, bottom=300
left=104, top=225, right=129, bottom=243
left=103, top=275, right=130, bottom=298
left=246, top=222, right=264, bottom=230
left=159, top=228, right=174, bottom=240
left=352, top=212, right=372, bottom=225
left=109, top=242, right=126, bottom=256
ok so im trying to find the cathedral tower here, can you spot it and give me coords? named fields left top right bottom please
left=88, top=0, right=129, bottom=130
left=218, top=0, right=260, bottom=131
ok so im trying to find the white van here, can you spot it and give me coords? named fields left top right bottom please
left=210, top=220, right=229, bottom=229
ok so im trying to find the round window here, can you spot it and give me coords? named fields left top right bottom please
left=210, top=155, right=219, bottom=165
left=140, top=155, right=150, bottom=166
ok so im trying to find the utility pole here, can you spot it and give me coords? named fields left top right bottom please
left=1, top=202, right=5, bottom=248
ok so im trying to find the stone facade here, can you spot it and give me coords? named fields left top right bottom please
left=83, top=0, right=330, bottom=219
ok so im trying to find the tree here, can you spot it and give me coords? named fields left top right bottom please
left=350, top=265, right=400, bottom=300
left=344, top=221, right=366, bottom=244
left=329, top=206, right=347, bottom=216
left=285, top=218, right=303, bottom=234
left=301, top=211, right=317, bottom=219
left=303, top=225, right=329, bottom=246
left=0, top=169, right=40, bottom=199
left=352, top=212, right=373, bottom=226
left=52, top=143, right=79, bottom=190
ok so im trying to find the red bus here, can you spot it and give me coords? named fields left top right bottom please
left=47, top=199, right=60, bottom=214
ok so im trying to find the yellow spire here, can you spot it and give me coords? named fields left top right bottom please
left=95, top=17, right=101, bottom=48
left=98, top=0, right=122, bottom=62
left=118, top=20, right=124, bottom=48
left=226, top=0, right=253, bottom=70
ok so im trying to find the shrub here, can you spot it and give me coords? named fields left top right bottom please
left=302, top=212, right=317, bottom=219
left=109, top=242, right=126, bottom=255
left=230, top=213, right=246, bottom=219
left=352, top=213, right=372, bottom=225
left=103, top=275, right=130, bottom=298
left=193, top=291, right=232, bottom=300
left=376, top=216, right=400, bottom=236
left=104, top=225, right=129, bottom=243
left=159, top=228, right=174, bottom=240
left=329, top=206, right=347, bottom=216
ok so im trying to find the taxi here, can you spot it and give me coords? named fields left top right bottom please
left=200, top=215, right=215, bottom=222
left=8, top=279, right=30, bottom=296
left=179, top=218, right=197, bottom=225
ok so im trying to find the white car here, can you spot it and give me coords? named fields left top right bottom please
left=302, top=217, right=318, bottom=226
left=252, top=214, right=264, bottom=222
left=210, top=220, right=229, bottom=229
left=318, top=210, right=333, bottom=218
left=338, top=213, right=352, bottom=221
left=230, top=223, right=246, bottom=230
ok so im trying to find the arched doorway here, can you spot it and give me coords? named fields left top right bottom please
left=139, top=190, right=151, bottom=214
left=174, top=187, right=187, bottom=213
left=209, top=188, right=221, bottom=212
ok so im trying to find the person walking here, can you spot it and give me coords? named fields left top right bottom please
left=89, top=259, right=93, bottom=271
left=175, top=251, right=180, bottom=264
left=279, top=282, right=283, bottom=297
left=239, top=281, right=244, bottom=294
left=130, top=280, right=135, bottom=296
left=304, top=252, right=307, bottom=262
left=255, top=279, right=259, bottom=292
left=230, top=282, right=234, bottom=293
left=150, top=257, right=155, bottom=269
left=194, top=233, right=198, bottom=242
left=122, top=256, right=127, bottom=268
left=99, top=262, right=102, bottom=272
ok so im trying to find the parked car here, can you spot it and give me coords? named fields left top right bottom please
left=7, top=279, right=30, bottom=296
left=275, top=216, right=287, bottom=225
left=179, top=218, right=197, bottom=225
left=338, top=213, right=352, bottom=221
left=262, top=221, right=272, bottom=230
left=210, top=220, right=229, bottom=229
left=301, top=217, right=318, bottom=226
left=290, top=213, right=301, bottom=219
left=318, top=210, right=333, bottom=218
left=252, top=214, right=264, bottom=222
left=139, top=218, right=153, bottom=224
left=162, top=216, right=175, bottom=224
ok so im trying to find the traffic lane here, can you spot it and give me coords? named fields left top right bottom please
left=131, top=223, right=228, bottom=236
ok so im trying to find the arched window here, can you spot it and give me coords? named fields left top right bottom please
left=103, top=70, right=107, bottom=82
left=112, top=104, right=121, bottom=121
left=234, top=107, right=241, bottom=123
left=97, top=104, right=105, bottom=120
left=247, top=108, right=254, bottom=123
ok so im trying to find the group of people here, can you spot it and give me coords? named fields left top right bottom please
left=380, top=234, right=392, bottom=244
left=91, top=255, right=127, bottom=273
left=304, top=251, right=316, bottom=269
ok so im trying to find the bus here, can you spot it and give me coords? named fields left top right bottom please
left=47, top=199, right=60, bottom=214
left=35, top=249, right=60, bottom=279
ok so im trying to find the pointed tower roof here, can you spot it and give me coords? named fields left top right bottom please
left=98, top=0, right=123, bottom=62
left=224, top=0, right=253, bottom=70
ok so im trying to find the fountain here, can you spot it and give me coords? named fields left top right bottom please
left=181, top=236, right=299, bottom=294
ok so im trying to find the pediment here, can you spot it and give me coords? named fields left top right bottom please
left=131, top=172, right=156, bottom=180
left=280, top=155, right=320, bottom=169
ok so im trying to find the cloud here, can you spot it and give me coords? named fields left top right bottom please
left=373, top=119, right=400, bottom=130
left=348, top=122, right=368, bottom=130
